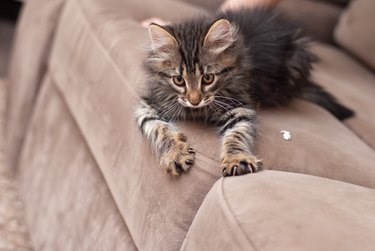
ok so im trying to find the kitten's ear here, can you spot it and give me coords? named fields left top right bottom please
left=204, top=19, right=236, bottom=54
left=148, top=24, right=177, bottom=51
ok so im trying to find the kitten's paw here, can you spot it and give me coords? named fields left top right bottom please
left=160, top=133, right=195, bottom=176
left=221, top=152, right=262, bottom=177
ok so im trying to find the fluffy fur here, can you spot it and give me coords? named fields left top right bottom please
left=136, top=7, right=354, bottom=177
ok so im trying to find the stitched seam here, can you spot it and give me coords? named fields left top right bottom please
left=54, top=0, right=141, bottom=249
left=218, top=178, right=258, bottom=251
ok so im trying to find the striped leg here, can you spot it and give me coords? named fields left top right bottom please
left=135, top=100, right=195, bottom=176
left=218, top=107, right=262, bottom=176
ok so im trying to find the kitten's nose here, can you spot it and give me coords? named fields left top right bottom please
left=188, top=91, right=202, bottom=106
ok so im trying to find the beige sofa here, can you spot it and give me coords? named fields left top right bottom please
left=5, top=0, right=375, bottom=250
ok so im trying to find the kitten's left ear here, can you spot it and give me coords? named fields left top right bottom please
left=204, top=19, right=236, bottom=54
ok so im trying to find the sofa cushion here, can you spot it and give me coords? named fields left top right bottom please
left=334, top=0, right=375, bottom=71
left=310, top=0, right=350, bottom=6
left=178, top=0, right=224, bottom=10
left=277, top=0, right=342, bottom=44
left=311, top=43, right=375, bottom=149
left=182, top=171, right=375, bottom=251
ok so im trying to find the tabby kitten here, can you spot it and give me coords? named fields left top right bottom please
left=135, top=8, right=353, bottom=177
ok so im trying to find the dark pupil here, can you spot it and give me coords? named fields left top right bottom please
left=177, top=76, right=182, bottom=82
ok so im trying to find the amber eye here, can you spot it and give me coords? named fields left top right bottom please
left=202, top=74, right=215, bottom=85
left=172, top=75, right=185, bottom=86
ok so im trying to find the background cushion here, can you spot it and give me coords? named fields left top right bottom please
left=6, top=0, right=65, bottom=168
left=0, top=78, right=32, bottom=250
left=311, top=43, right=375, bottom=149
left=335, top=0, right=375, bottom=71
left=310, top=0, right=350, bottom=6
left=178, top=0, right=224, bottom=10
left=277, top=0, right=342, bottom=44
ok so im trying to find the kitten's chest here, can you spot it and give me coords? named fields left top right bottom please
left=160, top=106, right=220, bottom=123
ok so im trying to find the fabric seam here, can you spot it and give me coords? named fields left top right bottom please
left=218, top=178, right=258, bottom=251
left=53, top=0, right=141, bottom=249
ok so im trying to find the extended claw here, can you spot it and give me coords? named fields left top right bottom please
left=188, top=148, right=196, bottom=154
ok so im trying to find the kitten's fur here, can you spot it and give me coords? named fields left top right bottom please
left=136, top=7, right=353, bottom=177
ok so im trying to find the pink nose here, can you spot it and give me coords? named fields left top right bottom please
left=188, top=91, right=202, bottom=106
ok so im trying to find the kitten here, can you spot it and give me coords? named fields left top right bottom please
left=135, top=7, right=353, bottom=177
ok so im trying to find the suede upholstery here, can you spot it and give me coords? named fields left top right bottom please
left=311, top=43, right=375, bottom=149
left=312, top=0, right=350, bottom=6
left=17, top=76, right=137, bottom=250
left=277, top=0, right=343, bottom=44
left=183, top=171, right=375, bottom=251
left=6, top=0, right=375, bottom=250
left=6, top=0, right=65, bottom=168
left=335, top=0, right=375, bottom=71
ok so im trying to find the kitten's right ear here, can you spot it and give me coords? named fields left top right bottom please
left=148, top=24, right=177, bottom=51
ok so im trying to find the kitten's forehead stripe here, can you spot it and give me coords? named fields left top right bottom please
left=199, top=64, right=204, bottom=75
left=171, top=21, right=206, bottom=74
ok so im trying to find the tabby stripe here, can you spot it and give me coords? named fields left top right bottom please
left=179, top=47, right=188, bottom=67
left=219, top=112, right=236, bottom=124
left=233, top=130, right=247, bottom=141
left=225, top=145, right=244, bottom=154
left=199, top=64, right=204, bottom=75
left=158, top=72, right=171, bottom=78
left=140, top=116, right=165, bottom=130
left=219, top=115, right=255, bottom=135
left=232, top=133, right=244, bottom=142
left=218, top=67, right=235, bottom=75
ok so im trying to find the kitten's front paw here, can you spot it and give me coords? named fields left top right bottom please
left=221, top=152, right=262, bottom=177
left=160, top=132, right=195, bottom=176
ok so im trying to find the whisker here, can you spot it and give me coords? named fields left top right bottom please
left=212, top=100, right=231, bottom=114
left=214, top=95, right=245, bottom=108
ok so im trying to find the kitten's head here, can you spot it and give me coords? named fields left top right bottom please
left=146, top=18, right=246, bottom=109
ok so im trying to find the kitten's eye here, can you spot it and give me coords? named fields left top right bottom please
left=172, top=75, right=185, bottom=86
left=202, top=74, right=215, bottom=85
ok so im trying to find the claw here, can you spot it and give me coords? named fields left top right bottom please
left=174, top=161, right=183, bottom=174
left=188, top=148, right=195, bottom=154
left=222, top=168, right=228, bottom=177
left=232, top=165, right=238, bottom=176
left=166, top=166, right=171, bottom=173
left=249, top=163, right=255, bottom=173
left=185, top=159, right=194, bottom=165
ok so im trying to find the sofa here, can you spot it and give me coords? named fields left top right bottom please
left=5, top=0, right=375, bottom=250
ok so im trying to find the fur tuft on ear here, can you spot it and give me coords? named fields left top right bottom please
left=148, top=24, right=177, bottom=51
left=204, top=19, right=237, bottom=54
